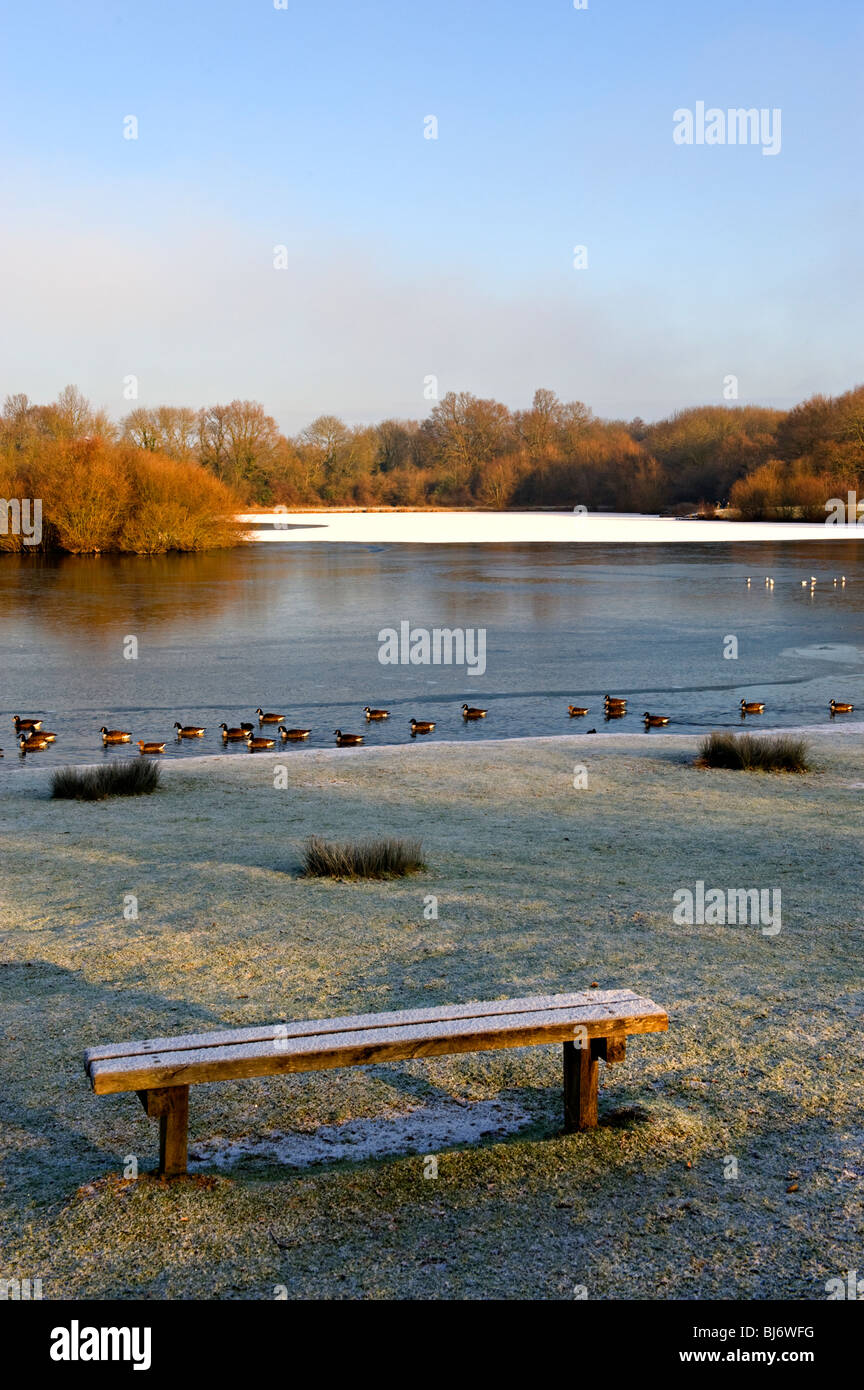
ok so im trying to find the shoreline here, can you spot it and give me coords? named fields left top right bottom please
left=5, top=722, right=862, bottom=786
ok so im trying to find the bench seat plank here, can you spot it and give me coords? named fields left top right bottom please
left=86, top=991, right=667, bottom=1094
left=83, top=988, right=653, bottom=1064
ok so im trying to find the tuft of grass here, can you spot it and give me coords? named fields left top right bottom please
left=697, top=731, right=810, bottom=773
left=302, top=835, right=426, bottom=879
left=51, top=760, right=162, bottom=801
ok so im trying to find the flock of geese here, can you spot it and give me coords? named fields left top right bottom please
left=567, top=695, right=673, bottom=730
left=4, top=704, right=491, bottom=756
left=566, top=694, right=855, bottom=734
left=5, top=692, right=857, bottom=757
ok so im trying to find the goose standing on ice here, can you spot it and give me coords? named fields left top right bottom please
left=19, top=734, right=49, bottom=752
left=256, top=708, right=285, bottom=724
left=740, top=699, right=765, bottom=714
left=219, top=723, right=248, bottom=741
left=13, top=716, right=42, bottom=733
left=462, top=704, right=487, bottom=719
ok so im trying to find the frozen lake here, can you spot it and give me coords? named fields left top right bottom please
left=1, top=538, right=862, bottom=773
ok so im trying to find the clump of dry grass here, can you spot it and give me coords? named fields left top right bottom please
left=51, top=760, right=162, bottom=800
left=697, top=731, right=810, bottom=772
left=302, top=835, right=426, bottom=879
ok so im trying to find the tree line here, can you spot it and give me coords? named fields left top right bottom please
left=125, top=382, right=864, bottom=516
left=2, top=382, right=863, bottom=551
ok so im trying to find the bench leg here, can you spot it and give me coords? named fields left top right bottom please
left=137, top=1086, right=189, bottom=1177
left=159, top=1086, right=189, bottom=1178
left=563, top=1040, right=598, bottom=1131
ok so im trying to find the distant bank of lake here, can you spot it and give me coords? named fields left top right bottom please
left=237, top=510, right=864, bottom=544
left=1, top=539, right=862, bottom=775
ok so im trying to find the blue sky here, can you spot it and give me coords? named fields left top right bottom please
left=1, top=0, right=861, bottom=429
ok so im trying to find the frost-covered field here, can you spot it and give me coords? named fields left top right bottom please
left=1, top=733, right=861, bottom=1299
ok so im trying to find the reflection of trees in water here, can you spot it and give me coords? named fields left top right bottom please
left=0, top=546, right=578, bottom=652
left=4, top=539, right=860, bottom=655
left=0, top=550, right=275, bottom=644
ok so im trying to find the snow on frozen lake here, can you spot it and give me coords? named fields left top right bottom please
left=237, top=509, right=864, bottom=544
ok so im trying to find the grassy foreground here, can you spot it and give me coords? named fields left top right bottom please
left=0, top=734, right=861, bottom=1300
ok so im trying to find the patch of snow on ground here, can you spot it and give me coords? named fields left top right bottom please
left=188, top=1096, right=534, bottom=1171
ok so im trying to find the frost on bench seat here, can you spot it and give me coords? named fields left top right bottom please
left=84, top=989, right=668, bottom=1176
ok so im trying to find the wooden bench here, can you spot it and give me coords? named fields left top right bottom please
left=84, top=988, right=668, bottom=1177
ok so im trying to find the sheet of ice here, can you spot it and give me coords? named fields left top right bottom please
left=782, top=644, right=864, bottom=663
left=236, top=510, right=864, bottom=545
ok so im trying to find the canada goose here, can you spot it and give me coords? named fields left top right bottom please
left=603, top=695, right=627, bottom=706
left=280, top=727, right=311, bottom=741
left=568, top=706, right=589, bottom=717
left=239, top=722, right=254, bottom=732
left=643, top=713, right=670, bottom=726
left=219, top=723, right=249, bottom=740
left=462, top=704, right=487, bottom=719
left=604, top=707, right=627, bottom=719
left=410, top=719, right=435, bottom=735
left=100, top=727, right=131, bottom=744
left=364, top=707, right=390, bottom=720
left=19, top=734, right=48, bottom=752
left=246, top=735, right=276, bottom=750
left=740, top=699, right=765, bottom=714
left=174, top=722, right=205, bottom=738
left=13, top=716, right=42, bottom=732
left=137, top=741, right=166, bottom=754
left=334, top=729, right=364, bottom=746
left=829, top=700, right=854, bottom=713
left=256, top=708, right=285, bottom=724
left=37, top=731, right=57, bottom=742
